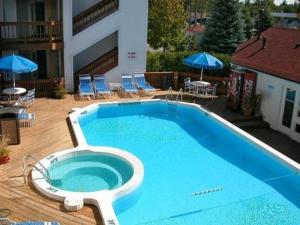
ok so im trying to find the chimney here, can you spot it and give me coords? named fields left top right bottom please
left=262, top=37, right=267, bottom=49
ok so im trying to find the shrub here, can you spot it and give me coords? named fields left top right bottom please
left=146, top=51, right=231, bottom=77
left=0, top=139, right=10, bottom=157
left=52, top=83, right=67, bottom=99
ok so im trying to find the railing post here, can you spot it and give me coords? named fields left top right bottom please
left=174, top=72, right=178, bottom=90
left=48, top=21, right=53, bottom=43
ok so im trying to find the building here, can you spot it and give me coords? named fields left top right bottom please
left=186, top=23, right=205, bottom=50
left=0, top=0, right=148, bottom=91
left=231, top=26, right=300, bottom=142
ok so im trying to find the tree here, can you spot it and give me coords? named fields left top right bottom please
left=256, top=8, right=273, bottom=33
left=201, top=0, right=245, bottom=54
left=242, top=0, right=254, bottom=39
left=148, top=0, right=188, bottom=51
left=252, top=0, right=274, bottom=34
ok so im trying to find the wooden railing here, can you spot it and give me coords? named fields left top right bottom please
left=74, top=47, right=118, bottom=89
left=1, top=78, right=64, bottom=97
left=73, top=0, right=119, bottom=35
left=145, top=72, right=230, bottom=95
left=0, top=21, right=62, bottom=44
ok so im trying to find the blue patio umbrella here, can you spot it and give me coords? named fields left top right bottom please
left=183, top=52, right=223, bottom=80
left=0, top=54, right=38, bottom=88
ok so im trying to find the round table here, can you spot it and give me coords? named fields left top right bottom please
left=190, top=81, right=211, bottom=95
left=3, top=87, right=27, bottom=95
left=190, top=81, right=211, bottom=87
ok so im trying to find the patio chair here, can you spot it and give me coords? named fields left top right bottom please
left=133, top=73, right=155, bottom=92
left=204, top=82, right=218, bottom=96
left=17, top=89, right=35, bottom=107
left=78, top=74, right=95, bottom=99
left=121, top=74, right=138, bottom=93
left=93, top=75, right=111, bottom=96
left=184, top=77, right=192, bottom=93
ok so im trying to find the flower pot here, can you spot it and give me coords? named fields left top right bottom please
left=0, top=156, right=10, bottom=164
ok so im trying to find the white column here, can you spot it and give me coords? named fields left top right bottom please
left=63, top=0, right=74, bottom=92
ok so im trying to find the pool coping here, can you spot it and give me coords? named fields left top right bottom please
left=34, top=99, right=300, bottom=225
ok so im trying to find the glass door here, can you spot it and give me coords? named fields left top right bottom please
left=281, top=88, right=296, bottom=129
left=291, top=91, right=300, bottom=141
left=279, top=86, right=300, bottom=142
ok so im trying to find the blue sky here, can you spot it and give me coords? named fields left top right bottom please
left=274, top=0, right=297, bottom=5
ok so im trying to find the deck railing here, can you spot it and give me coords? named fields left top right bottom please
left=0, top=21, right=62, bottom=44
left=1, top=78, right=64, bottom=97
left=73, top=0, right=119, bottom=35
left=145, top=72, right=230, bottom=95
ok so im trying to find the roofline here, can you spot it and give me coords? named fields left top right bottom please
left=231, top=62, right=300, bottom=84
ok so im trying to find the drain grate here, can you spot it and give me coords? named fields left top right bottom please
left=192, top=187, right=223, bottom=196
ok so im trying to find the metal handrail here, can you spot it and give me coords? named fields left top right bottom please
left=166, top=87, right=173, bottom=100
left=22, top=155, right=50, bottom=185
left=176, top=88, right=183, bottom=102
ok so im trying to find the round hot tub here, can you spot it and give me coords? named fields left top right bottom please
left=32, top=146, right=144, bottom=217
left=49, top=153, right=133, bottom=192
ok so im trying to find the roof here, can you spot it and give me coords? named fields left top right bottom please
left=231, top=26, right=300, bottom=83
left=186, top=24, right=205, bottom=33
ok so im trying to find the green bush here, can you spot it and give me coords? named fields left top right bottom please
left=52, top=83, right=67, bottom=99
left=146, top=51, right=232, bottom=77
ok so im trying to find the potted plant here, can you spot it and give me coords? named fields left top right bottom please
left=0, top=139, right=10, bottom=164
left=241, top=94, right=256, bottom=117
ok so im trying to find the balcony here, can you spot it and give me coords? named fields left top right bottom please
left=0, top=21, right=63, bottom=50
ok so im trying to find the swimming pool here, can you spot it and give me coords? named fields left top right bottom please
left=74, top=100, right=300, bottom=225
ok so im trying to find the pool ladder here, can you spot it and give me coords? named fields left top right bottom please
left=23, top=155, right=50, bottom=185
left=165, top=87, right=183, bottom=103
left=176, top=88, right=183, bottom=103
left=165, top=87, right=173, bottom=101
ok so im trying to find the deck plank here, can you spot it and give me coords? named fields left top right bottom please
left=0, top=93, right=158, bottom=225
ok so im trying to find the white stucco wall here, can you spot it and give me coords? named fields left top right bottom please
left=63, top=0, right=148, bottom=91
left=256, top=71, right=300, bottom=142
left=73, top=32, right=118, bottom=72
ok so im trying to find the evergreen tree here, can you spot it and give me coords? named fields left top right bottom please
left=148, top=0, right=188, bottom=51
left=201, top=0, right=245, bottom=54
left=242, top=0, right=254, bottom=39
left=256, top=8, right=273, bottom=33
left=253, top=0, right=274, bottom=34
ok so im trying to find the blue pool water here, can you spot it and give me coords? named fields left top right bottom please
left=48, top=153, right=133, bottom=192
left=79, top=101, right=300, bottom=225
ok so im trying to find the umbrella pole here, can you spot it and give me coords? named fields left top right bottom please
left=13, top=72, right=15, bottom=89
left=200, top=68, right=203, bottom=81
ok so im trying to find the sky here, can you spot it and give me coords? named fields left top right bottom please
left=274, top=0, right=297, bottom=5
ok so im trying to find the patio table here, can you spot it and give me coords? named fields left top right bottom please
left=190, top=81, right=211, bottom=95
left=3, top=87, right=27, bottom=95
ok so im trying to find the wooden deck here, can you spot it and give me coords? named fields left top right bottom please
left=0, top=92, right=158, bottom=225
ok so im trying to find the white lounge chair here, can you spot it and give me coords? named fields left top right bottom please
left=78, top=74, right=95, bottom=99
left=133, top=73, right=155, bottom=92
left=121, top=74, right=138, bottom=93
left=93, top=75, right=111, bottom=96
